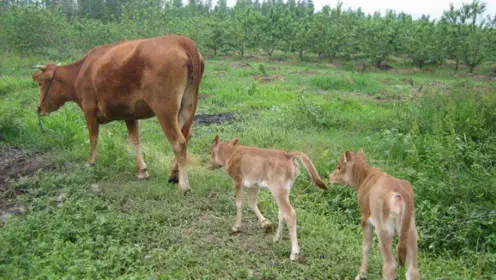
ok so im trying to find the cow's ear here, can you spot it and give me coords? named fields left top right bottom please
left=230, top=138, right=239, bottom=146
left=213, top=135, right=219, bottom=145
left=32, top=64, right=47, bottom=71
left=358, top=149, right=365, bottom=158
left=344, top=151, right=352, bottom=162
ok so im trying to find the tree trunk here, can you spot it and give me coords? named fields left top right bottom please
left=299, top=49, right=303, bottom=61
left=455, top=58, right=459, bottom=72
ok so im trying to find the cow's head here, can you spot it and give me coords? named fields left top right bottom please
left=329, top=149, right=366, bottom=187
left=208, top=135, right=239, bottom=170
left=32, top=63, right=63, bottom=116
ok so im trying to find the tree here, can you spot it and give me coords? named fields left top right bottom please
left=311, top=3, right=349, bottom=62
left=401, top=16, right=441, bottom=69
left=360, top=11, right=399, bottom=67
left=229, top=5, right=261, bottom=56
left=441, top=0, right=493, bottom=73
left=258, top=4, right=291, bottom=56
left=458, top=0, right=491, bottom=73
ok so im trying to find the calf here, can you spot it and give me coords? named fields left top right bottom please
left=329, top=150, right=420, bottom=280
left=208, top=135, right=327, bottom=261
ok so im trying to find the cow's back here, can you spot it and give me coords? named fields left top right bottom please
left=74, top=35, right=200, bottom=121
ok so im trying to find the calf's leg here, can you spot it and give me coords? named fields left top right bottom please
left=247, top=187, right=271, bottom=229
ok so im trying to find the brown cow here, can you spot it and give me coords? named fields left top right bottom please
left=31, top=35, right=205, bottom=193
left=329, top=150, right=420, bottom=280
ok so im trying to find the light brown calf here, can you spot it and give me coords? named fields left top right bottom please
left=329, top=150, right=420, bottom=280
left=208, top=135, right=327, bottom=260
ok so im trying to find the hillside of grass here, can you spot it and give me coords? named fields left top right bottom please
left=0, top=53, right=495, bottom=279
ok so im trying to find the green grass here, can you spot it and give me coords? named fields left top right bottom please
left=0, top=53, right=495, bottom=279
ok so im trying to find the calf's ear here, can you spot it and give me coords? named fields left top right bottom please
left=344, top=151, right=352, bottom=162
left=213, top=135, right=219, bottom=145
left=230, top=138, right=239, bottom=146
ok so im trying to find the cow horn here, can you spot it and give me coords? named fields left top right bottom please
left=56, top=63, right=62, bottom=66
left=32, top=64, right=47, bottom=71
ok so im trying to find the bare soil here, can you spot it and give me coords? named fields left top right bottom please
left=231, top=62, right=252, bottom=69
left=252, top=74, right=285, bottom=82
left=0, top=145, right=53, bottom=223
left=194, top=113, right=236, bottom=125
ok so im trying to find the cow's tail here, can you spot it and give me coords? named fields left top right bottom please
left=398, top=193, right=413, bottom=267
left=288, top=152, right=328, bottom=190
left=182, top=40, right=204, bottom=167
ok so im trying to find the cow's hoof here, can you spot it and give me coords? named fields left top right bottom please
left=137, top=168, right=150, bottom=180
left=168, top=176, right=179, bottom=184
left=181, top=188, right=191, bottom=196
left=84, top=162, right=95, bottom=168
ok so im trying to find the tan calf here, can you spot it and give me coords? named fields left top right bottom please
left=208, top=135, right=327, bottom=261
left=329, top=150, right=420, bottom=280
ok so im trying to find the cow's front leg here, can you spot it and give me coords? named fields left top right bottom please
left=125, top=120, right=149, bottom=179
left=84, top=112, right=99, bottom=167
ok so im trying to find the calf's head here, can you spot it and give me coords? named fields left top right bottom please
left=208, top=135, right=239, bottom=170
left=329, top=149, right=366, bottom=187
left=31, top=63, right=64, bottom=116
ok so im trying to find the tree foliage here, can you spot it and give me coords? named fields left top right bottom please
left=0, top=0, right=494, bottom=71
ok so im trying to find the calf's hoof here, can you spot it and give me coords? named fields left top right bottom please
left=290, top=252, right=300, bottom=261
left=84, top=162, right=95, bottom=168
left=355, top=273, right=367, bottom=280
left=231, top=225, right=241, bottom=233
left=261, top=219, right=272, bottom=229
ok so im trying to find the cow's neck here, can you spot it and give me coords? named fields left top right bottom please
left=53, top=59, right=84, bottom=106
left=351, top=160, right=374, bottom=191
left=219, top=144, right=238, bottom=166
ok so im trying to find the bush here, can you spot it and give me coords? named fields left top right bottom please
left=380, top=90, right=496, bottom=254
left=0, top=5, right=74, bottom=58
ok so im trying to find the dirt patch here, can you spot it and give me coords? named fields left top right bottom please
left=0, top=145, right=54, bottom=224
left=194, top=113, right=236, bottom=125
left=213, top=70, right=227, bottom=77
left=392, top=68, right=422, bottom=74
left=252, top=74, right=285, bottom=82
left=199, top=92, right=210, bottom=100
left=288, top=69, right=318, bottom=76
left=263, top=66, right=281, bottom=71
left=231, top=62, right=252, bottom=69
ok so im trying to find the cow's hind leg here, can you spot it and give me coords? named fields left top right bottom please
left=154, top=105, right=191, bottom=194
left=125, top=120, right=149, bottom=179
left=169, top=84, right=196, bottom=184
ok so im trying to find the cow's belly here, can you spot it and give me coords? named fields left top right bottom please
left=98, top=99, right=155, bottom=121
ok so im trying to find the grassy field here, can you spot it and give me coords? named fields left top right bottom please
left=0, top=53, right=495, bottom=279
